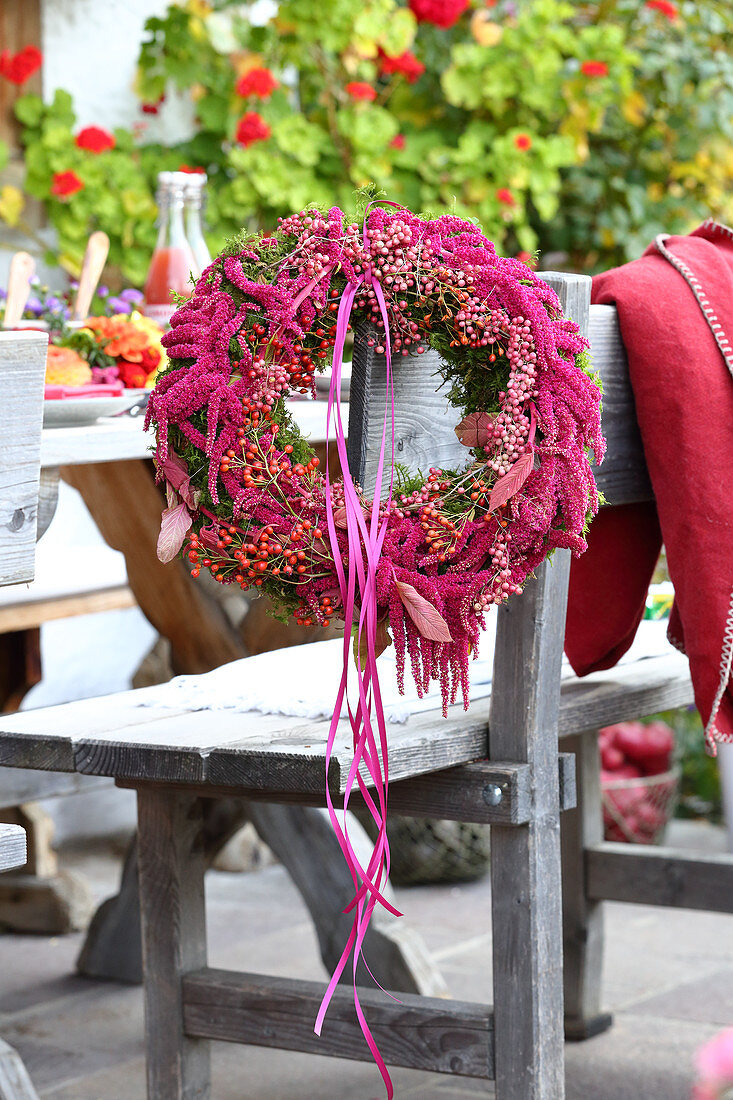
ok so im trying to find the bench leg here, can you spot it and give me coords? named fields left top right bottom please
left=491, top=815, right=565, bottom=1099
left=561, top=730, right=612, bottom=1040
left=137, top=787, right=210, bottom=1100
left=77, top=836, right=142, bottom=983
left=0, top=1038, right=40, bottom=1100
left=245, top=802, right=448, bottom=997
left=489, top=555, right=572, bottom=1100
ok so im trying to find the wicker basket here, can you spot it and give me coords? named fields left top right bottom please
left=602, top=765, right=680, bottom=845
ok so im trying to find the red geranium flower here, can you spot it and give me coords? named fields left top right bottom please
left=117, top=360, right=149, bottom=389
left=514, top=133, right=532, bottom=151
left=235, top=67, right=278, bottom=99
left=140, top=346, right=162, bottom=372
left=235, top=111, right=271, bottom=147
left=51, top=171, right=85, bottom=199
left=496, top=188, right=516, bottom=207
left=345, top=82, right=377, bottom=102
left=178, top=164, right=206, bottom=174
left=378, top=50, right=425, bottom=84
left=580, top=60, right=609, bottom=77
left=645, top=0, right=678, bottom=19
left=409, top=0, right=469, bottom=29
left=0, top=46, right=42, bottom=86
left=390, top=133, right=406, bottom=151
left=75, top=126, right=116, bottom=154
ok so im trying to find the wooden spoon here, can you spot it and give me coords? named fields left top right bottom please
left=2, top=252, right=36, bottom=328
left=71, top=231, right=110, bottom=322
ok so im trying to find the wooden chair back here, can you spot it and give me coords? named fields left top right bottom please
left=346, top=271, right=656, bottom=1095
left=347, top=274, right=652, bottom=506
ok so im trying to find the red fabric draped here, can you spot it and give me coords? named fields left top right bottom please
left=564, top=222, right=733, bottom=748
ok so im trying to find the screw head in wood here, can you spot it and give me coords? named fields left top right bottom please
left=482, top=784, right=504, bottom=806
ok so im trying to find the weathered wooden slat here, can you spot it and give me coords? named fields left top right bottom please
left=586, top=843, right=733, bottom=912
left=0, top=823, right=26, bottom=873
left=0, top=330, right=48, bottom=586
left=183, top=968, right=494, bottom=1079
left=348, top=330, right=466, bottom=496
left=561, top=731, right=612, bottom=1041
left=137, top=788, right=210, bottom=1099
left=489, top=555, right=570, bottom=1100
left=117, top=752, right=576, bottom=823
left=0, top=652, right=690, bottom=797
left=558, top=652, right=693, bottom=739
left=488, top=270, right=590, bottom=1100
left=0, top=769, right=108, bottom=810
left=588, top=304, right=653, bottom=506
left=0, top=585, right=135, bottom=634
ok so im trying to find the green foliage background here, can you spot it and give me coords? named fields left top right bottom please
left=2, top=0, right=732, bottom=286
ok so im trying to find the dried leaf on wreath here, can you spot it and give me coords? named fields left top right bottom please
left=160, top=450, right=198, bottom=509
left=198, top=523, right=220, bottom=552
left=352, top=617, right=393, bottom=670
left=454, top=410, right=494, bottom=448
left=393, top=579, right=452, bottom=643
left=489, top=451, right=534, bottom=513
left=332, top=502, right=369, bottom=530
left=157, top=502, right=192, bottom=563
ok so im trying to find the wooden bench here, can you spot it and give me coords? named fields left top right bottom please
left=0, top=273, right=714, bottom=1099
left=0, top=547, right=134, bottom=635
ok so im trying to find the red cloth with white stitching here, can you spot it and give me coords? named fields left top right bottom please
left=564, top=223, right=733, bottom=747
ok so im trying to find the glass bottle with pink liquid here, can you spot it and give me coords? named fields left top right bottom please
left=143, top=172, right=196, bottom=328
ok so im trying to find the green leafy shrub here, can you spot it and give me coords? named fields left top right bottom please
left=5, top=0, right=732, bottom=284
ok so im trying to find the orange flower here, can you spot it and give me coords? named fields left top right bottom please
left=45, top=345, right=92, bottom=387
left=86, top=316, right=151, bottom=361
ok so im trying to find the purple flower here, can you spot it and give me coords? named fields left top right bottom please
left=107, top=296, right=131, bottom=314
left=97, top=285, right=109, bottom=297
left=26, top=295, right=44, bottom=316
left=120, top=288, right=144, bottom=304
left=46, top=296, right=64, bottom=313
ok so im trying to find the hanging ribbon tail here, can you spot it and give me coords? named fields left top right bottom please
left=315, top=240, right=397, bottom=1099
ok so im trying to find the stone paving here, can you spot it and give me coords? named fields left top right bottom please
left=0, top=822, right=731, bottom=1099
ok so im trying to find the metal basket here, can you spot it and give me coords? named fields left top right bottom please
left=602, top=765, right=681, bottom=845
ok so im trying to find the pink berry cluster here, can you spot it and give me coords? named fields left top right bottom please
left=147, top=202, right=604, bottom=713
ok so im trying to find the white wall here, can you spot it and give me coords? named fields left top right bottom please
left=43, top=0, right=172, bottom=129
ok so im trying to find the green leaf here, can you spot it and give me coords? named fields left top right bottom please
left=379, top=8, right=417, bottom=56
left=14, top=94, right=44, bottom=129
left=273, top=116, right=325, bottom=167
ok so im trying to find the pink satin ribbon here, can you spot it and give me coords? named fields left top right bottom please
left=316, top=212, right=398, bottom=1098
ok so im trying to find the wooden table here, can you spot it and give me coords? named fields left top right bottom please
left=39, top=400, right=340, bottom=468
